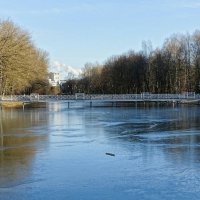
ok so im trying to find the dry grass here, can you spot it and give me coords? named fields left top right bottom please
left=0, top=101, right=47, bottom=108
left=0, top=101, right=24, bottom=108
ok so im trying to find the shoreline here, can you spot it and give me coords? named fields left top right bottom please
left=0, top=101, right=25, bottom=108
left=0, top=99, right=199, bottom=109
left=0, top=101, right=47, bottom=108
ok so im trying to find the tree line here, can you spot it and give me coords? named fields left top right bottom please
left=0, top=20, right=49, bottom=95
left=62, top=30, right=200, bottom=94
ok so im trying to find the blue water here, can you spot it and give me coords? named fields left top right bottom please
left=1, top=102, right=200, bottom=200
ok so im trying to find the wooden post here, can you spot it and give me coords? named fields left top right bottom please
left=0, top=114, right=3, bottom=147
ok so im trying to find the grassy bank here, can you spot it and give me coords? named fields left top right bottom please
left=0, top=101, right=24, bottom=108
left=0, top=101, right=47, bottom=108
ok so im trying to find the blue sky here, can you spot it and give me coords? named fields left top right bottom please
left=0, top=0, right=200, bottom=71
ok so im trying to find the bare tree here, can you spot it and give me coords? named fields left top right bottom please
left=0, top=20, right=49, bottom=95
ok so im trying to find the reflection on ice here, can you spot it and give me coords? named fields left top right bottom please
left=1, top=103, right=200, bottom=200
left=0, top=107, right=48, bottom=188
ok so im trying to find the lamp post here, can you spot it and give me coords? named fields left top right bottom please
left=199, top=82, right=200, bottom=92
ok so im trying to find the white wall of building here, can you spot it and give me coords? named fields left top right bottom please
left=49, top=72, right=60, bottom=86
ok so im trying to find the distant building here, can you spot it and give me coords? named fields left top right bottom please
left=49, top=72, right=60, bottom=86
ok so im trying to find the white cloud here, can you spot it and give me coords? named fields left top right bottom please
left=52, top=61, right=82, bottom=80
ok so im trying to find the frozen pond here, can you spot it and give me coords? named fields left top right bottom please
left=1, top=102, right=200, bottom=200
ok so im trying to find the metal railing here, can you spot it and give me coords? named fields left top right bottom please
left=1, top=93, right=200, bottom=102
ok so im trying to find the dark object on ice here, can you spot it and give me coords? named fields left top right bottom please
left=106, top=152, right=115, bottom=156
